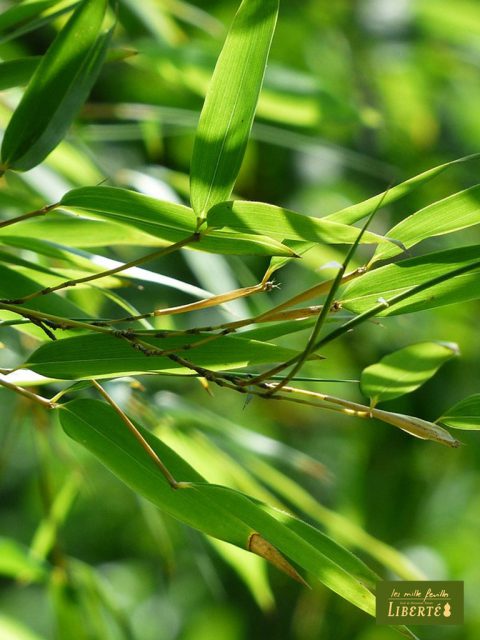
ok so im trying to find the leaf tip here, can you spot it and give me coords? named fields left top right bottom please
left=248, top=532, right=310, bottom=588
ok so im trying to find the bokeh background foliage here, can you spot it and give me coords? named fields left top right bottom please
left=0, top=1, right=479, bottom=639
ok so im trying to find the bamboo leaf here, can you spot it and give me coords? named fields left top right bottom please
left=26, top=332, right=312, bottom=379
left=361, top=342, right=459, bottom=404
left=0, top=214, right=170, bottom=248
left=59, top=399, right=379, bottom=616
left=438, top=394, right=480, bottom=430
left=0, top=537, right=48, bottom=583
left=373, top=184, right=480, bottom=262
left=190, top=0, right=279, bottom=218
left=0, top=57, right=40, bottom=90
left=340, top=245, right=480, bottom=315
left=207, top=200, right=392, bottom=245
left=0, top=264, right=85, bottom=317
left=0, top=0, right=67, bottom=36
left=325, top=155, right=480, bottom=225
left=58, top=186, right=296, bottom=256
left=1, top=0, right=109, bottom=172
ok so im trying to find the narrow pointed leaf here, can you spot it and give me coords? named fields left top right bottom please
left=438, top=394, right=480, bottom=430
left=0, top=0, right=66, bottom=35
left=60, top=399, right=382, bottom=616
left=373, top=184, right=480, bottom=262
left=26, top=332, right=312, bottom=379
left=1, top=0, right=109, bottom=172
left=207, top=200, right=392, bottom=245
left=361, top=342, right=458, bottom=404
left=325, top=155, right=480, bottom=225
left=190, top=0, right=279, bottom=217
left=59, top=399, right=253, bottom=547
left=58, top=186, right=296, bottom=256
left=341, top=245, right=480, bottom=315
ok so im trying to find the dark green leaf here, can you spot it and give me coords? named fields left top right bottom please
left=26, top=332, right=312, bottom=379
left=1, top=0, right=109, bottom=171
left=0, top=57, right=40, bottom=90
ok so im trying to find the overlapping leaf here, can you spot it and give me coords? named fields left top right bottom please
left=26, top=332, right=316, bottom=379
left=58, top=186, right=295, bottom=256
left=59, top=399, right=378, bottom=616
left=341, top=245, right=480, bottom=315
left=373, top=184, right=480, bottom=262
left=207, top=200, right=392, bottom=245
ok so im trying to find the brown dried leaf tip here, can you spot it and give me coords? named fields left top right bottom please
left=248, top=532, right=310, bottom=588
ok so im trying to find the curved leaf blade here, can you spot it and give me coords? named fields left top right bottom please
left=361, top=342, right=458, bottom=404
left=373, top=184, right=480, bottom=263
left=59, top=186, right=296, bottom=256
left=438, top=394, right=480, bottom=430
left=341, top=245, right=480, bottom=316
left=26, top=332, right=310, bottom=379
left=1, top=0, right=109, bottom=172
left=60, top=399, right=378, bottom=616
left=207, top=200, right=391, bottom=245
left=190, top=0, right=279, bottom=218
left=325, top=155, right=480, bottom=225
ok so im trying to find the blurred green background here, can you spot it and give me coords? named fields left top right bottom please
left=0, top=1, right=479, bottom=639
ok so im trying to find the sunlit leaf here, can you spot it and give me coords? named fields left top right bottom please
left=325, top=155, right=480, bottom=225
left=58, top=186, right=296, bottom=256
left=190, top=0, right=279, bottom=218
left=373, top=184, right=480, bottom=262
left=438, top=394, right=480, bottom=430
left=361, top=342, right=458, bottom=404
left=207, top=200, right=392, bottom=245
left=0, top=537, right=48, bottom=583
left=340, top=245, right=480, bottom=315
left=1, top=0, right=110, bottom=171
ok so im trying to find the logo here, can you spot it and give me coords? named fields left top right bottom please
left=376, top=581, right=464, bottom=625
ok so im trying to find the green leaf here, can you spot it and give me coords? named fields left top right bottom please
left=59, top=399, right=257, bottom=545
left=325, top=154, right=480, bottom=225
left=340, top=245, right=480, bottom=316
left=361, top=342, right=458, bottom=404
left=207, top=200, right=392, bottom=245
left=58, top=186, right=296, bottom=256
left=0, top=214, right=169, bottom=248
left=0, top=57, right=40, bottom=90
left=1, top=0, right=109, bottom=172
left=0, top=0, right=66, bottom=36
left=190, top=0, right=279, bottom=218
left=438, top=394, right=480, bottom=430
left=373, top=184, right=480, bottom=262
left=59, top=399, right=377, bottom=616
left=26, top=332, right=312, bottom=379
left=0, top=263, right=85, bottom=317
left=0, top=537, right=48, bottom=583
